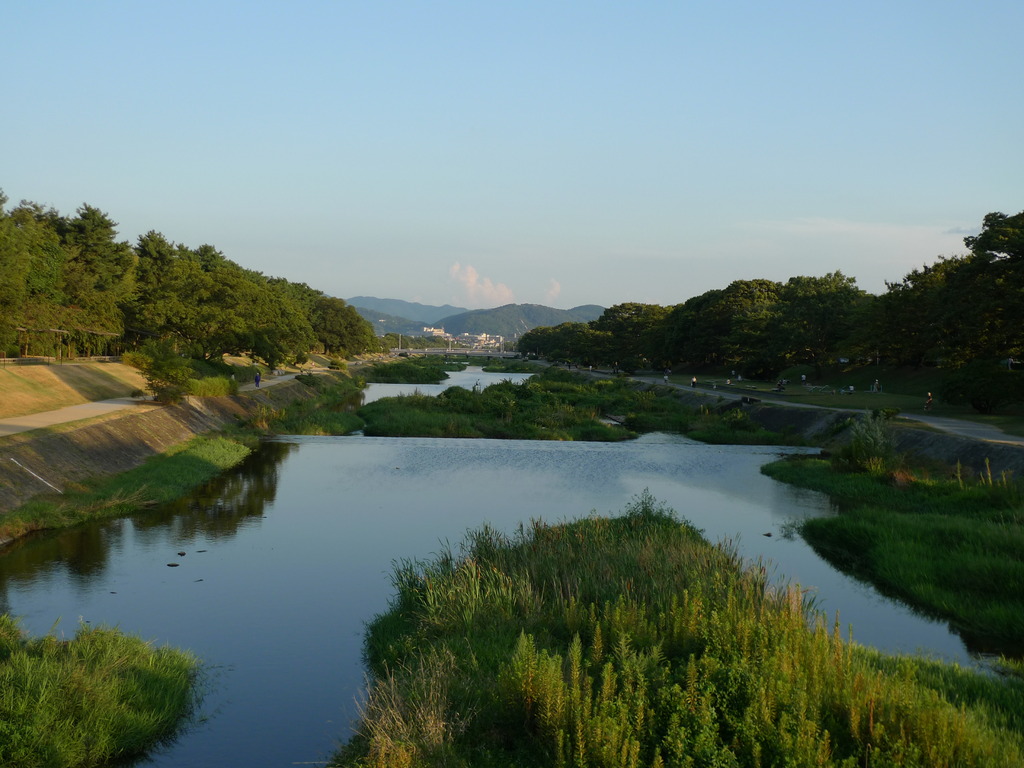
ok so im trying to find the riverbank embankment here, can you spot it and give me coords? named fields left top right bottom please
left=0, top=380, right=317, bottom=514
left=742, top=398, right=1024, bottom=477
left=641, top=378, right=1024, bottom=477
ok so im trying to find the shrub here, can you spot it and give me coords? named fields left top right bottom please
left=939, top=362, right=1024, bottom=414
left=187, top=376, right=238, bottom=397
left=122, top=341, right=194, bottom=404
left=834, top=411, right=900, bottom=473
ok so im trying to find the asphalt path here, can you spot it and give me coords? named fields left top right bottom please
left=634, top=375, right=1024, bottom=447
left=0, top=373, right=304, bottom=438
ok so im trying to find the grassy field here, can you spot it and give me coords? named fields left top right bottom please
left=0, top=361, right=147, bottom=419
left=333, top=494, right=1024, bottom=767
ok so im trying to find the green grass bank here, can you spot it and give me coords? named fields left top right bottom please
left=762, top=455, right=1024, bottom=656
left=333, top=493, right=1024, bottom=767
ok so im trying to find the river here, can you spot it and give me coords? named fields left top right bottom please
left=0, top=367, right=977, bottom=767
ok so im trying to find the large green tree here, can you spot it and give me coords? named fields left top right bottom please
left=312, top=296, right=377, bottom=356
left=588, top=302, right=669, bottom=369
left=518, top=322, right=609, bottom=364
left=964, top=211, right=1024, bottom=261
left=57, top=205, right=135, bottom=349
left=767, top=271, right=867, bottom=371
left=867, top=258, right=958, bottom=366
left=124, top=231, right=195, bottom=340
left=661, top=279, right=781, bottom=373
left=0, top=197, right=69, bottom=355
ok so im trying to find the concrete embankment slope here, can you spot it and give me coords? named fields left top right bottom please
left=752, top=401, right=1024, bottom=476
left=0, top=381, right=316, bottom=514
left=665, top=384, right=1024, bottom=478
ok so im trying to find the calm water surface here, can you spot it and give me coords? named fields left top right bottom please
left=0, top=368, right=975, bottom=767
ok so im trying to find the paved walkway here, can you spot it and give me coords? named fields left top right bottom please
left=633, top=375, right=1024, bottom=447
left=0, top=373, right=304, bottom=438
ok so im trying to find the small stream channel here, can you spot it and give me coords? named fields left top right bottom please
left=0, top=367, right=981, bottom=767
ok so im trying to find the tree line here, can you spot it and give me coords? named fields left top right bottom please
left=0, top=192, right=378, bottom=367
left=519, top=211, right=1024, bottom=412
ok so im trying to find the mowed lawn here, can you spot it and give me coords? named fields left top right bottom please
left=0, top=362, right=146, bottom=419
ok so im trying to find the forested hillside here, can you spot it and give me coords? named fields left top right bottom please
left=437, top=303, right=605, bottom=338
left=348, top=306, right=432, bottom=337
left=0, top=193, right=377, bottom=366
left=349, top=299, right=606, bottom=339
left=346, top=297, right=468, bottom=324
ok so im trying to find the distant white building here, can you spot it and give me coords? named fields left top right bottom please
left=458, top=332, right=504, bottom=348
left=422, top=327, right=447, bottom=337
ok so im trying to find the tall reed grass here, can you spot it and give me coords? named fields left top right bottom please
left=264, top=375, right=365, bottom=435
left=333, top=492, right=1024, bottom=767
left=0, top=615, right=198, bottom=768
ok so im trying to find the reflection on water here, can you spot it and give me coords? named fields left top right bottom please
left=0, top=442, right=297, bottom=609
left=132, top=441, right=297, bottom=541
left=0, top=370, right=985, bottom=767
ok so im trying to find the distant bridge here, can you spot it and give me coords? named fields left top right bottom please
left=391, top=348, right=520, bottom=358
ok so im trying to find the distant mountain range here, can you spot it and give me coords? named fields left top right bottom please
left=346, top=297, right=469, bottom=324
left=347, top=297, right=605, bottom=339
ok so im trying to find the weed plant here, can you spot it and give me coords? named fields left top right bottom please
left=333, top=492, right=1024, bottom=767
left=186, top=375, right=239, bottom=397
left=482, top=360, right=543, bottom=373
left=265, top=374, right=365, bottom=435
left=0, top=615, right=198, bottom=768
left=685, top=405, right=804, bottom=446
left=833, top=410, right=901, bottom=473
left=762, top=457, right=1024, bottom=654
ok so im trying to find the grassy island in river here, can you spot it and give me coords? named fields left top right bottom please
left=357, top=363, right=800, bottom=444
left=333, top=493, right=1024, bottom=767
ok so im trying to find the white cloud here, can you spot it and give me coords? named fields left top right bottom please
left=543, top=278, right=562, bottom=305
left=449, top=263, right=516, bottom=308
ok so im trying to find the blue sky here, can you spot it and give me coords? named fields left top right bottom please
left=4, top=2, right=1021, bottom=310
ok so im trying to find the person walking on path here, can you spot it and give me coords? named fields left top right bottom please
left=691, top=376, right=697, bottom=388
left=254, top=370, right=261, bottom=388
left=925, top=391, right=933, bottom=411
